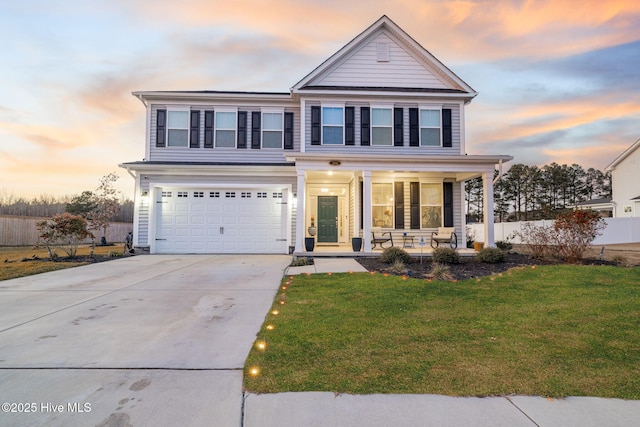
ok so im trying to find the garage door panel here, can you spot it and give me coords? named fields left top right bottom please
left=155, top=187, right=287, bottom=254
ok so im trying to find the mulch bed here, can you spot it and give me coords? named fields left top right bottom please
left=356, top=252, right=616, bottom=281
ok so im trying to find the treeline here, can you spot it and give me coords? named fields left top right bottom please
left=0, top=192, right=134, bottom=222
left=466, top=163, right=611, bottom=222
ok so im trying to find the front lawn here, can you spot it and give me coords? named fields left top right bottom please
left=0, top=245, right=126, bottom=281
left=245, top=265, right=640, bottom=398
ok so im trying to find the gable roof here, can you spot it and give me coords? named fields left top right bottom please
left=292, top=15, right=476, bottom=99
left=606, top=137, right=640, bottom=170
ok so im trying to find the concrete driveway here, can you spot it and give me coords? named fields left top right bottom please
left=0, top=255, right=290, bottom=426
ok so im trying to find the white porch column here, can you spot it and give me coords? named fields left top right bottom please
left=482, top=171, right=495, bottom=247
left=295, top=170, right=306, bottom=252
left=363, top=170, right=373, bottom=252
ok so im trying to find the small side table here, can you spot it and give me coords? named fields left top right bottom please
left=402, top=235, right=415, bottom=248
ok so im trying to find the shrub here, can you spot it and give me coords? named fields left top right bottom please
left=553, top=210, right=606, bottom=263
left=291, top=257, right=313, bottom=267
left=495, top=240, right=513, bottom=251
left=427, top=263, right=454, bottom=281
left=36, top=213, right=94, bottom=259
left=381, top=247, right=411, bottom=264
left=512, top=222, right=556, bottom=259
left=477, top=247, right=506, bottom=263
left=387, top=260, right=408, bottom=275
left=432, top=247, right=460, bottom=264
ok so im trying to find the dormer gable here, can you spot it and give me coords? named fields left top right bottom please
left=292, top=15, right=476, bottom=99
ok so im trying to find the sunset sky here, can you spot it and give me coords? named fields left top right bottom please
left=1, top=0, right=638, bottom=200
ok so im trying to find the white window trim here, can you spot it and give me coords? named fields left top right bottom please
left=261, top=108, right=284, bottom=149
left=214, top=108, right=238, bottom=148
left=321, top=103, right=345, bottom=146
left=418, top=105, right=443, bottom=147
left=370, top=105, right=394, bottom=146
left=166, top=106, right=190, bottom=148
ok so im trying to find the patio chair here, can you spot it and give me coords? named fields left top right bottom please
left=430, top=227, right=457, bottom=249
left=371, top=227, right=394, bottom=249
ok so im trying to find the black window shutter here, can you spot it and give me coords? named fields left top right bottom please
left=394, top=181, right=404, bottom=229
left=442, top=109, right=452, bottom=147
left=360, top=107, right=370, bottom=146
left=345, top=107, right=355, bottom=145
left=237, top=111, right=247, bottom=149
left=251, top=112, right=261, bottom=149
left=409, top=108, right=419, bottom=147
left=443, top=182, right=454, bottom=227
left=394, top=107, right=404, bottom=146
left=156, top=109, right=166, bottom=147
left=204, top=110, right=214, bottom=148
left=190, top=111, right=200, bottom=148
left=311, top=106, right=321, bottom=145
left=410, top=182, right=420, bottom=229
left=284, top=112, right=294, bottom=150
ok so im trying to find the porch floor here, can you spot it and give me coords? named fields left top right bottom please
left=294, top=244, right=478, bottom=258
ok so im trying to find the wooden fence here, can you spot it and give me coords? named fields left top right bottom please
left=0, top=215, right=133, bottom=247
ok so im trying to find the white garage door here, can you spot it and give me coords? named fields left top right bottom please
left=154, top=188, right=288, bottom=254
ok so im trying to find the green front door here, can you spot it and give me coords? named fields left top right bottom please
left=317, top=196, right=338, bottom=243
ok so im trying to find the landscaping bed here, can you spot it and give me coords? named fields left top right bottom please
left=356, top=250, right=620, bottom=281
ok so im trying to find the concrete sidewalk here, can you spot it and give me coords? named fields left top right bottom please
left=286, top=258, right=368, bottom=275
left=243, top=392, right=640, bottom=427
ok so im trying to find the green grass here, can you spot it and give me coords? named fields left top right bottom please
left=0, top=245, right=123, bottom=281
left=245, top=265, right=640, bottom=398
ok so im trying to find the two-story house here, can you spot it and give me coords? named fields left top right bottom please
left=120, top=16, right=512, bottom=255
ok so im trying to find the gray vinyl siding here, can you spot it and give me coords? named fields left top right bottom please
left=137, top=180, right=151, bottom=246
left=305, top=102, right=462, bottom=155
left=149, top=104, right=300, bottom=163
left=315, top=32, right=448, bottom=89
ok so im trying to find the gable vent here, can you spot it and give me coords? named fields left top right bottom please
left=376, top=42, right=390, bottom=62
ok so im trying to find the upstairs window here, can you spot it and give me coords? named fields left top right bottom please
left=215, top=111, right=236, bottom=147
left=371, top=107, right=392, bottom=145
left=420, top=109, right=442, bottom=146
left=322, top=107, right=344, bottom=145
left=167, top=111, right=189, bottom=147
left=262, top=112, right=283, bottom=148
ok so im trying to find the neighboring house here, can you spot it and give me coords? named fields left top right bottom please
left=119, top=16, right=512, bottom=254
left=606, top=138, right=640, bottom=217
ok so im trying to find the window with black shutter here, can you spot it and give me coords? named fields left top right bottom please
left=251, top=111, right=261, bottom=149
left=284, top=112, right=294, bottom=150
left=311, top=106, right=321, bottom=145
left=442, top=109, right=452, bottom=148
left=237, top=111, right=247, bottom=149
left=156, top=109, right=166, bottom=147
left=393, top=107, right=403, bottom=146
left=360, top=107, right=370, bottom=146
left=345, top=107, right=355, bottom=145
left=190, top=110, right=200, bottom=148
left=204, top=110, right=214, bottom=148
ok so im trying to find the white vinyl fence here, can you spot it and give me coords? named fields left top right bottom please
left=469, top=217, right=640, bottom=245
left=0, top=215, right=133, bottom=247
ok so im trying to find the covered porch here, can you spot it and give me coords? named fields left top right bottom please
left=288, top=153, right=512, bottom=255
